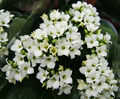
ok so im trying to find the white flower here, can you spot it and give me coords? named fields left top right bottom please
left=40, top=39, right=50, bottom=52
left=55, top=21, right=68, bottom=37
left=50, top=46, right=58, bottom=56
left=103, top=32, right=111, bottom=43
left=96, top=45, right=107, bottom=57
left=13, top=52, right=25, bottom=65
left=85, top=87, right=99, bottom=98
left=47, top=25, right=57, bottom=38
left=47, top=74, right=60, bottom=89
left=0, top=10, right=14, bottom=27
left=11, top=39, right=23, bottom=52
left=72, top=11, right=84, bottom=22
left=77, top=79, right=86, bottom=90
left=58, top=84, right=72, bottom=95
left=69, top=43, right=81, bottom=59
left=14, top=73, right=23, bottom=82
left=22, top=38, right=35, bottom=52
left=0, top=47, right=8, bottom=56
left=61, top=12, right=70, bottom=21
left=18, top=62, right=34, bottom=74
left=99, top=57, right=108, bottom=67
left=59, top=69, right=72, bottom=84
left=80, top=66, right=96, bottom=77
left=20, top=35, right=30, bottom=41
left=31, top=29, right=47, bottom=40
left=97, top=33, right=103, bottom=40
left=56, top=38, right=70, bottom=56
left=27, top=52, right=38, bottom=67
left=0, top=32, right=8, bottom=42
left=40, top=19, right=53, bottom=29
left=85, top=56, right=99, bottom=67
left=40, top=55, right=56, bottom=69
left=84, top=15, right=94, bottom=25
left=86, top=71, right=100, bottom=84
left=85, top=34, right=99, bottom=48
left=36, top=67, right=48, bottom=83
left=33, top=40, right=43, bottom=57
left=66, top=31, right=83, bottom=45
left=50, top=10, right=61, bottom=20
left=72, top=1, right=82, bottom=9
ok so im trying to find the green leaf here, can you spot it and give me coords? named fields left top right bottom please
left=0, top=0, right=2, bottom=4
left=100, top=19, right=118, bottom=43
left=0, top=76, right=41, bottom=99
left=8, top=17, right=27, bottom=41
left=109, top=43, right=120, bottom=67
left=0, top=75, right=55, bottom=99
left=0, top=71, right=7, bottom=92
left=6, top=17, right=27, bottom=49
left=53, top=87, right=79, bottom=99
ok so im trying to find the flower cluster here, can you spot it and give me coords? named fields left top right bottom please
left=77, top=19, right=118, bottom=99
left=1, top=1, right=118, bottom=97
left=0, top=10, right=14, bottom=56
left=69, top=1, right=100, bottom=32
left=2, top=10, right=83, bottom=94
left=37, top=66, right=72, bottom=95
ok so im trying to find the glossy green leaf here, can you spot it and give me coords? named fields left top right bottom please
left=0, top=76, right=41, bottom=99
left=0, top=71, right=7, bottom=92
left=8, top=17, right=27, bottom=41
left=0, top=0, right=2, bottom=4
left=108, top=43, right=120, bottom=67
left=100, top=19, right=118, bottom=43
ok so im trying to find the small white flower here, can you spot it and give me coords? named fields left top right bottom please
left=0, top=10, right=14, bottom=27
left=85, top=34, right=99, bottom=48
left=40, top=39, right=50, bottom=52
left=61, top=12, right=70, bottom=21
left=11, top=39, right=23, bottom=52
left=31, top=29, right=47, bottom=40
left=66, top=31, right=83, bottom=45
left=13, top=52, right=25, bottom=65
left=58, top=84, right=72, bottom=95
left=0, top=32, right=8, bottom=42
left=59, top=69, right=72, bottom=84
left=15, top=73, right=23, bottom=82
left=19, top=62, right=34, bottom=74
left=86, top=71, right=100, bottom=84
left=20, top=35, right=30, bottom=41
left=55, top=21, right=68, bottom=37
left=50, top=10, right=61, bottom=20
left=33, top=40, right=43, bottom=57
left=47, top=25, right=57, bottom=38
left=27, top=53, right=38, bottom=67
left=22, top=38, right=35, bottom=52
left=85, top=56, right=99, bottom=67
left=56, top=38, right=70, bottom=56
left=103, top=32, right=111, bottom=43
left=40, top=55, right=56, bottom=69
left=47, top=74, right=60, bottom=89
left=0, top=47, right=8, bottom=56
left=69, top=44, right=81, bottom=59
left=77, top=79, right=86, bottom=90
left=85, top=87, right=99, bottom=98
left=36, top=67, right=48, bottom=83
left=96, top=45, right=107, bottom=57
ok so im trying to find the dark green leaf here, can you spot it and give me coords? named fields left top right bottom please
left=108, top=43, right=120, bottom=67
left=8, top=17, right=27, bottom=41
left=0, top=71, right=7, bottom=92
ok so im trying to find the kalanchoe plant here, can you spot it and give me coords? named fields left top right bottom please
left=0, top=9, right=14, bottom=56
left=0, top=1, right=119, bottom=99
